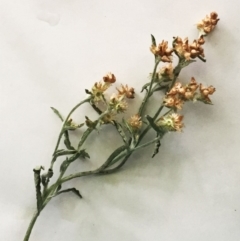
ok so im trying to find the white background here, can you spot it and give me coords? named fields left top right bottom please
left=1, top=1, right=240, bottom=241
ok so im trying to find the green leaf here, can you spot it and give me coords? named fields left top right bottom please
left=122, top=118, right=132, bottom=135
left=60, top=159, right=69, bottom=172
left=54, top=188, right=83, bottom=199
left=90, top=102, right=102, bottom=115
left=63, top=131, right=75, bottom=150
left=141, top=83, right=150, bottom=93
left=113, top=121, right=128, bottom=144
left=78, top=149, right=90, bottom=159
left=50, top=107, right=64, bottom=122
left=78, top=128, right=93, bottom=149
left=151, top=34, right=156, bottom=47
left=146, top=115, right=160, bottom=133
left=85, top=89, right=92, bottom=95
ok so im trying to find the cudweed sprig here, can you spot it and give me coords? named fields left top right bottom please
left=23, top=12, right=219, bottom=241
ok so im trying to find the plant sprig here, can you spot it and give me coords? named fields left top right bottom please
left=23, top=11, right=220, bottom=241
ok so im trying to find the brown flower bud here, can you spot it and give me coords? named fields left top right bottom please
left=103, top=72, right=116, bottom=83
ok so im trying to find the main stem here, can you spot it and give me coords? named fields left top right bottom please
left=23, top=211, right=39, bottom=241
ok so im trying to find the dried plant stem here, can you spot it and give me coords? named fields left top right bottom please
left=23, top=211, right=39, bottom=241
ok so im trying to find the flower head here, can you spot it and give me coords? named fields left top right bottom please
left=103, top=72, right=116, bottom=83
left=164, top=95, right=184, bottom=110
left=128, top=114, right=142, bottom=131
left=157, top=113, right=184, bottom=132
left=199, top=84, right=216, bottom=104
left=173, top=37, right=205, bottom=60
left=117, top=84, right=135, bottom=99
left=159, top=63, right=174, bottom=80
left=109, top=94, right=128, bottom=113
left=91, top=81, right=110, bottom=102
left=100, top=113, right=116, bottom=124
left=150, top=40, right=173, bottom=62
left=197, top=12, right=220, bottom=35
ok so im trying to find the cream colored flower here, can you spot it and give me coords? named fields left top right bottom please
left=109, top=94, right=128, bottom=113
left=159, top=63, right=174, bottom=79
left=158, top=113, right=184, bottom=132
left=128, top=114, right=142, bottom=130
left=91, top=81, right=110, bottom=102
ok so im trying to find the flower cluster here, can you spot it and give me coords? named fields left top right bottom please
left=91, top=72, right=116, bottom=102
left=173, top=36, right=205, bottom=60
left=157, top=113, right=184, bottom=132
left=164, top=77, right=215, bottom=109
left=150, top=40, right=173, bottom=62
left=197, top=12, right=219, bottom=35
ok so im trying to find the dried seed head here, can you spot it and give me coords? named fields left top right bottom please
left=199, top=84, right=216, bottom=103
left=158, top=113, right=184, bottom=132
left=117, top=84, right=135, bottom=99
left=128, top=114, right=142, bottom=130
left=91, top=81, right=110, bottom=102
left=103, top=72, right=116, bottom=83
left=150, top=40, right=173, bottom=62
left=197, top=12, right=220, bottom=35
left=109, top=94, right=128, bottom=113
left=173, top=37, right=205, bottom=60
left=159, top=63, right=174, bottom=79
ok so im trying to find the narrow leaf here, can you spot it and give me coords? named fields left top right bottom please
left=146, top=115, right=160, bottom=133
left=141, top=83, right=150, bottom=93
left=60, top=159, right=69, bottom=172
left=78, top=149, right=90, bottom=159
left=122, top=118, right=132, bottom=135
left=63, top=131, right=75, bottom=150
left=50, top=107, right=64, bottom=122
left=54, top=188, right=83, bottom=199
left=151, top=34, right=156, bottom=47
left=113, top=121, right=128, bottom=144
left=90, top=102, right=102, bottom=115
left=85, top=89, right=92, bottom=95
